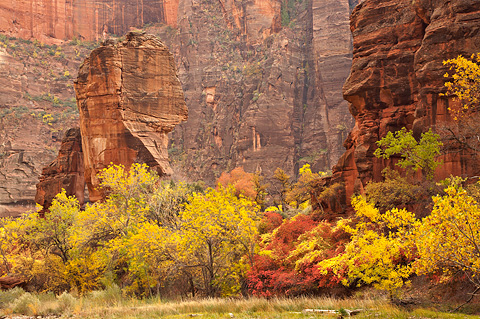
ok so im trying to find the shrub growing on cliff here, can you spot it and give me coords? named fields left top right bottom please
left=374, top=127, right=443, bottom=180
left=443, top=53, right=480, bottom=119
left=439, top=54, right=480, bottom=156
left=364, top=168, right=440, bottom=217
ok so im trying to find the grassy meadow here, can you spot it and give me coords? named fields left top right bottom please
left=1, top=286, right=479, bottom=319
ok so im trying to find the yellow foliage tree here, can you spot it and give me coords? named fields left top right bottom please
left=0, top=191, right=80, bottom=292
left=413, top=181, right=480, bottom=303
left=286, top=164, right=330, bottom=209
left=73, top=163, right=157, bottom=247
left=440, top=54, right=480, bottom=155
left=179, top=186, right=260, bottom=296
left=316, top=177, right=480, bottom=305
left=147, top=181, right=201, bottom=230
left=71, top=163, right=163, bottom=293
left=443, top=53, right=480, bottom=119
left=1, top=164, right=259, bottom=297
left=318, top=196, right=416, bottom=295
left=273, top=168, right=291, bottom=209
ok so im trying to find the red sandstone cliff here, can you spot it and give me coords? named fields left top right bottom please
left=317, top=0, right=480, bottom=214
left=35, top=128, right=84, bottom=212
left=74, top=31, right=187, bottom=201
left=0, top=0, right=178, bottom=43
left=3, top=1, right=357, bottom=213
left=157, top=0, right=355, bottom=182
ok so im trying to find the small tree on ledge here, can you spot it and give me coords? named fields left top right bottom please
left=374, top=127, right=443, bottom=181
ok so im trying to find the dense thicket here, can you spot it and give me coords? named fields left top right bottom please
left=1, top=55, right=480, bottom=301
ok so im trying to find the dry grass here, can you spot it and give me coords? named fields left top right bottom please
left=1, top=288, right=479, bottom=319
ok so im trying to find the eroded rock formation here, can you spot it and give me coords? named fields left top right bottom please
left=317, top=0, right=480, bottom=214
left=160, top=0, right=355, bottom=182
left=0, top=0, right=178, bottom=43
left=35, top=128, right=84, bottom=213
left=7, top=0, right=357, bottom=212
left=74, top=31, right=187, bottom=201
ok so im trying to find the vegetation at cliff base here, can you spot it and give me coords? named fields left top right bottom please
left=2, top=149, right=480, bottom=314
left=2, top=133, right=480, bottom=314
left=2, top=46, right=480, bottom=317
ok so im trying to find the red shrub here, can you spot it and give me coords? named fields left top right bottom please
left=248, top=215, right=348, bottom=296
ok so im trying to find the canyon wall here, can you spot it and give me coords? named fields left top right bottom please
left=0, top=0, right=178, bottom=43
left=0, top=38, right=88, bottom=217
left=157, top=0, right=356, bottom=183
left=1, top=0, right=358, bottom=213
left=74, top=31, right=187, bottom=202
left=317, top=0, right=480, bottom=214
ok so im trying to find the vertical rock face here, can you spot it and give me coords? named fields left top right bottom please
left=74, top=31, right=187, bottom=201
left=162, top=0, right=355, bottom=182
left=309, top=0, right=356, bottom=166
left=320, top=0, right=480, bottom=213
left=2, top=0, right=357, bottom=209
left=0, top=0, right=176, bottom=43
left=35, top=128, right=84, bottom=212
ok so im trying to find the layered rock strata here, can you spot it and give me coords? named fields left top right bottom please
left=0, top=0, right=178, bottom=43
left=316, top=0, right=480, bottom=214
left=74, top=31, right=187, bottom=201
left=161, top=0, right=355, bottom=182
left=7, top=0, right=357, bottom=211
left=35, top=128, right=84, bottom=213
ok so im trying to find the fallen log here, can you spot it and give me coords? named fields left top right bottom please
left=301, top=308, right=364, bottom=316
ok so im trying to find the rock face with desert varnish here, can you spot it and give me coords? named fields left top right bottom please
left=315, top=0, right=480, bottom=215
left=164, top=0, right=356, bottom=183
left=73, top=31, right=187, bottom=202
left=0, top=0, right=178, bottom=43
left=5, top=1, right=358, bottom=213
left=35, top=128, right=85, bottom=214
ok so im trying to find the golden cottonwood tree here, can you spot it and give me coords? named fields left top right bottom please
left=414, top=181, right=480, bottom=302
left=0, top=191, right=80, bottom=292
left=178, top=186, right=259, bottom=296
left=71, top=163, right=172, bottom=294
left=73, top=163, right=157, bottom=246
left=317, top=196, right=416, bottom=295
left=1, top=164, right=260, bottom=297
